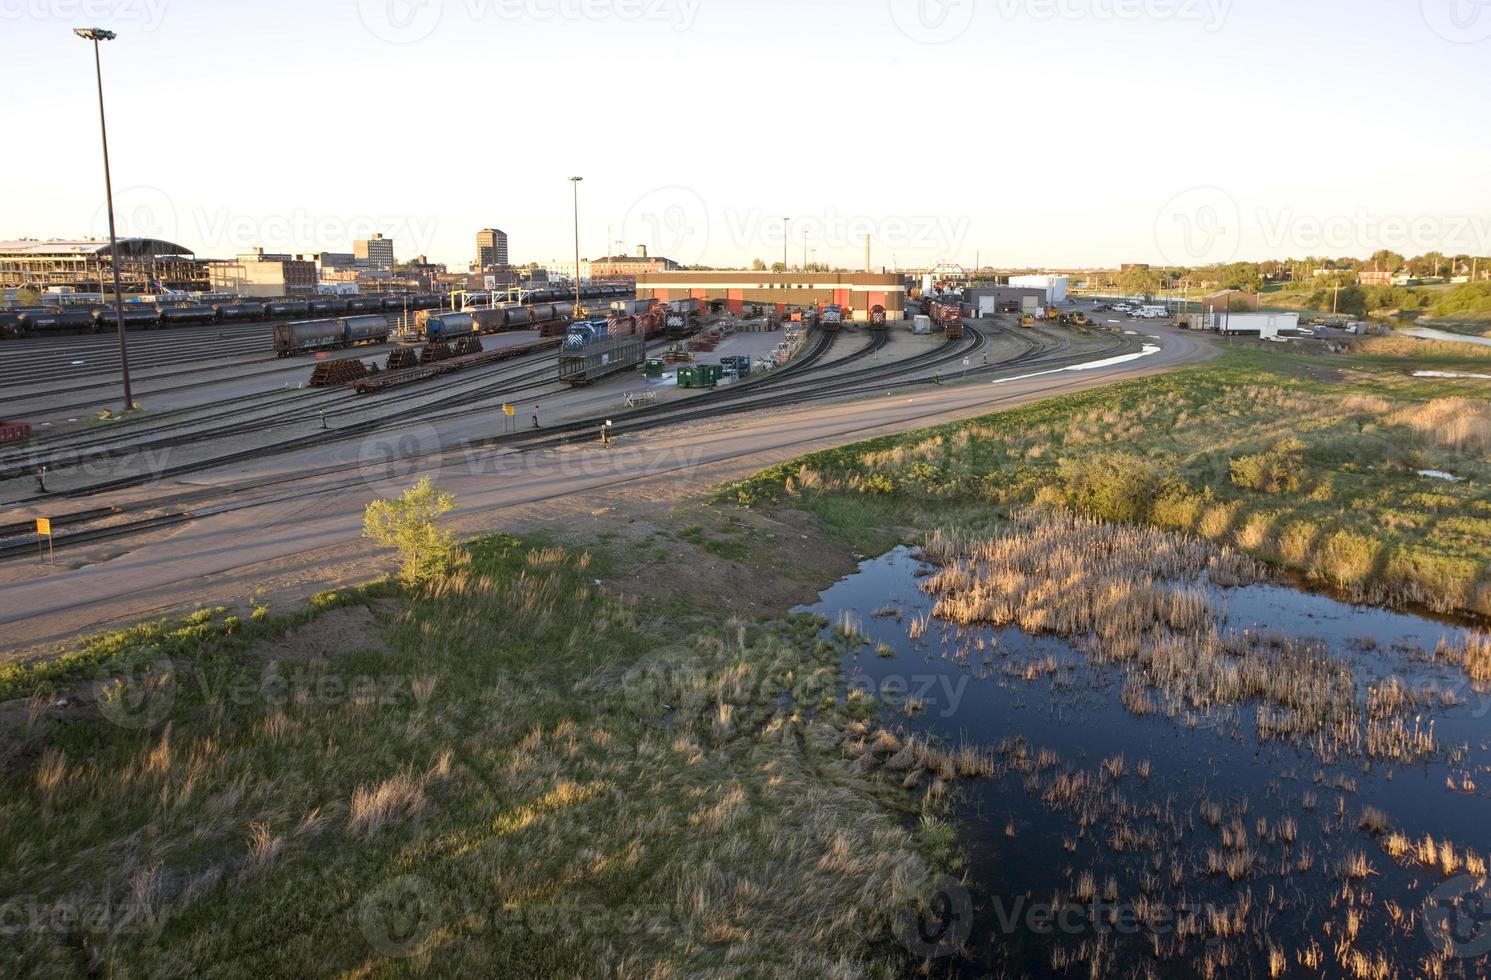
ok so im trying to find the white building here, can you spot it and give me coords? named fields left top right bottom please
left=1212, top=312, right=1299, bottom=339
left=1008, top=275, right=1069, bottom=305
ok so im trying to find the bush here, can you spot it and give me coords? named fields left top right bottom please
left=362, top=477, right=459, bottom=585
left=1056, top=452, right=1164, bottom=523
left=1230, top=438, right=1306, bottom=494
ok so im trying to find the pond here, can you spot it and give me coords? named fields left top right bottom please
left=801, top=544, right=1491, bottom=976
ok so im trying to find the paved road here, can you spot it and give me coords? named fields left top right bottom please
left=0, top=326, right=1213, bottom=657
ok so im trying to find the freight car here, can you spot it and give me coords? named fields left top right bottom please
left=419, top=312, right=478, bottom=341
left=159, top=304, right=218, bottom=325
left=273, top=314, right=393, bottom=356
left=265, top=299, right=311, bottom=319
left=558, top=334, right=647, bottom=385
left=97, top=306, right=165, bottom=329
left=869, top=305, right=888, bottom=330
left=926, top=300, right=963, bottom=339
left=214, top=302, right=266, bottom=321
left=16, top=309, right=98, bottom=334
left=0, top=311, right=22, bottom=339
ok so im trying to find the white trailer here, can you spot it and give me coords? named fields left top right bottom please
left=913, top=314, right=932, bottom=335
left=1217, top=312, right=1299, bottom=339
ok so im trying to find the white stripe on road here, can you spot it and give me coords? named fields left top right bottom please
left=992, top=344, right=1162, bottom=385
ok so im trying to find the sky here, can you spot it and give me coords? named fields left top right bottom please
left=2, top=0, right=1489, bottom=272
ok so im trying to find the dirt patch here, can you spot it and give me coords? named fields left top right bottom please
left=251, top=604, right=392, bottom=662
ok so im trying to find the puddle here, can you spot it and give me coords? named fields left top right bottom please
left=801, top=546, right=1491, bottom=975
left=1415, top=370, right=1491, bottom=381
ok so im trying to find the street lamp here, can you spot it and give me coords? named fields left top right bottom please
left=569, top=176, right=583, bottom=315
left=75, top=26, right=133, bottom=411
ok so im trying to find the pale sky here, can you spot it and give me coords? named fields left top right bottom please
left=3, top=0, right=1489, bottom=271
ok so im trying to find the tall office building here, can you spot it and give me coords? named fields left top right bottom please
left=353, top=233, right=395, bottom=273
left=476, top=228, right=508, bottom=270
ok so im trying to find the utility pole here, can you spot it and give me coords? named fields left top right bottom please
left=75, top=26, right=133, bottom=412
left=783, top=217, right=789, bottom=271
left=569, top=176, right=583, bottom=315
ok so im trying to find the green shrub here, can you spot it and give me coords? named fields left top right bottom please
left=1230, top=438, right=1306, bottom=494
left=362, top=477, right=459, bottom=585
left=1056, top=452, right=1164, bottom=523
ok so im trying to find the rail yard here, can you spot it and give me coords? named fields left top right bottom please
left=0, top=293, right=1199, bottom=650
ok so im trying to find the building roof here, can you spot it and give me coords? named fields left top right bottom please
left=0, top=237, right=195, bottom=257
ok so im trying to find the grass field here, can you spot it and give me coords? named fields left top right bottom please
left=1, top=537, right=954, bottom=978
left=726, top=341, right=1491, bottom=618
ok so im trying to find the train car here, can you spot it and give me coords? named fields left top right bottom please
left=559, top=332, right=646, bottom=385
left=215, top=302, right=266, bottom=321
left=821, top=304, right=844, bottom=330
left=273, top=318, right=344, bottom=356
left=529, top=303, right=557, bottom=325
left=18, top=309, right=98, bottom=334
left=265, top=299, right=311, bottom=319
left=421, top=312, right=477, bottom=341
left=345, top=296, right=381, bottom=313
left=869, top=305, right=888, bottom=330
left=0, top=310, right=22, bottom=339
left=504, top=307, right=533, bottom=329
left=96, top=306, right=164, bottom=330
left=552, top=302, right=576, bottom=321
left=926, top=300, right=964, bottom=339
left=309, top=298, right=349, bottom=317
left=470, top=308, right=508, bottom=333
left=159, top=304, right=218, bottom=325
left=341, top=314, right=392, bottom=346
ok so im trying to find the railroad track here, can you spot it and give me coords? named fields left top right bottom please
left=0, top=324, right=1142, bottom=562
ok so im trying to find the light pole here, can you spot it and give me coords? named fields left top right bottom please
left=75, top=26, right=133, bottom=411
left=569, top=176, right=583, bottom=315
left=782, top=217, right=789, bottom=271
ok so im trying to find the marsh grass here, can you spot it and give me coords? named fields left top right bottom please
left=1, top=536, right=946, bottom=978
left=723, top=347, right=1491, bottom=618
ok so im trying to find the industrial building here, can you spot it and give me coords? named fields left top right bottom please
left=476, top=228, right=508, bottom=270
left=353, top=233, right=395, bottom=274
left=591, top=247, right=683, bottom=280
left=207, top=248, right=318, bottom=297
left=957, top=286, right=1049, bottom=317
left=634, top=270, right=905, bottom=320
left=0, top=237, right=207, bottom=293
left=1008, top=275, right=1069, bottom=306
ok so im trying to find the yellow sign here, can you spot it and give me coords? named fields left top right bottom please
left=35, top=517, right=51, bottom=536
left=503, top=405, right=516, bottom=417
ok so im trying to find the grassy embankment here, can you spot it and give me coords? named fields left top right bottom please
left=725, top=339, right=1491, bottom=618
left=0, top=537, right=958, bottom=977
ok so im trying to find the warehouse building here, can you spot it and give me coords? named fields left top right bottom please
left=957, top=286, right=1048, bottom=317
left=634, top=270, right=905, bottom=320
left=0, top=237, right=207, bottom=293
left=1008, top=274, right=1069, bottom=305
left=207, top=248, right=318, bottom=297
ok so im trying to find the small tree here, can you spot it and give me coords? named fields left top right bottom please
left=362, top=477, right=458, bottom=585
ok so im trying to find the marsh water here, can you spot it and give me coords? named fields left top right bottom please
left=803, top=547, right=1491, bottom=976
